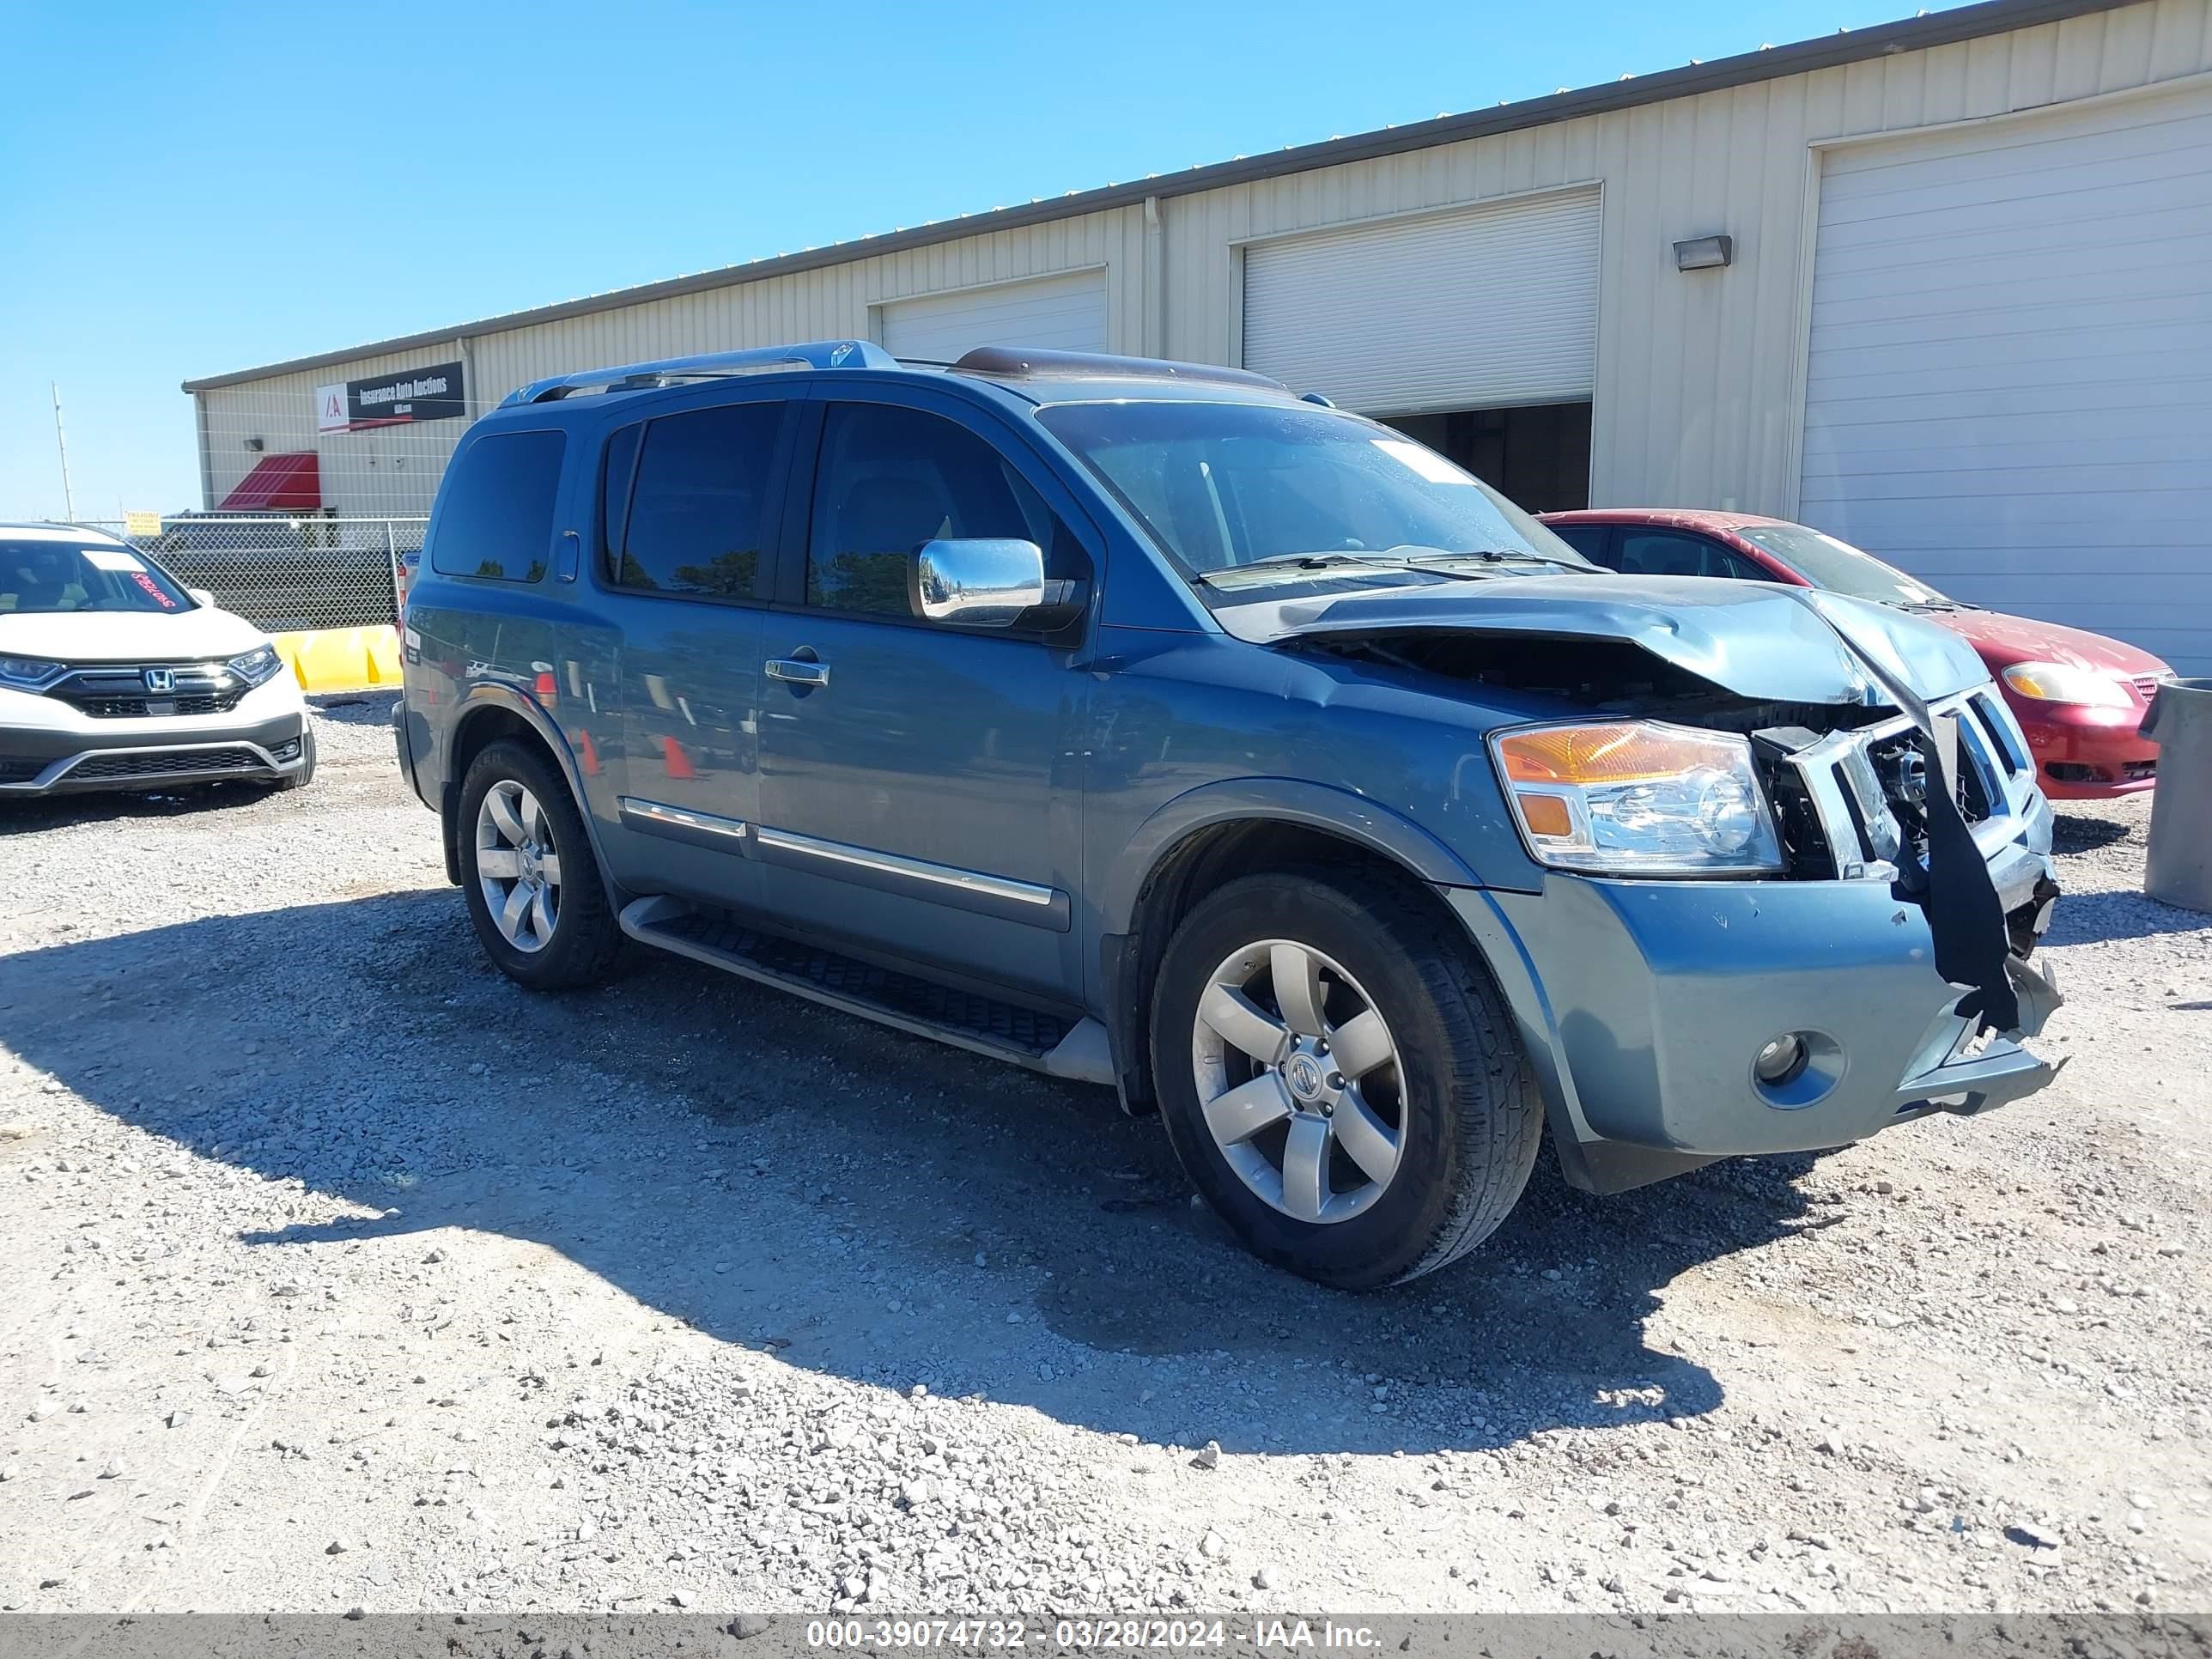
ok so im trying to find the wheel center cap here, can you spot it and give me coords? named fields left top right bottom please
left=518, top=846, right=541, bottom=881
left=1284, top=1052, right=1326, bottom=1102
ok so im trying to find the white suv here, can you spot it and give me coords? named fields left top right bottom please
left=0, top=524, right=313, bottom=798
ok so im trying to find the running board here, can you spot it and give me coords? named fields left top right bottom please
left=617, top=896, right=1114, bottom=1085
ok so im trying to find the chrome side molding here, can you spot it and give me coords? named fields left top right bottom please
left=617, top=796, right=751, bottom=850
left=753, top=825, right=1068, bottom=932
left=612, top=802, right=1068, bottom=930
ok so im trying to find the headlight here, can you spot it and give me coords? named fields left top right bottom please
left=1491, top=720, right=1786, bottom=875
left=0, top=655, right=65, bottom=690
left=226, top=643, right=284, bottom=688
left=2000, top=661, right=2130, bottom=708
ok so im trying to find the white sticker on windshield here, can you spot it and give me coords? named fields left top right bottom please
left=1372, top=439, right=1473, bottom=485
left=82, top=548, right=147, bottom=572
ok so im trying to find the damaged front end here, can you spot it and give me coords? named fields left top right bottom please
left=1250, top=576, right=2067, bottom=1186
left=1756, top=684, right=2064, bottom=1123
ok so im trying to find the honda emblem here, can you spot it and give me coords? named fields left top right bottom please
left=143, top=667, right=175, bottom=694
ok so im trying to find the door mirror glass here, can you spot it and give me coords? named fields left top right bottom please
left=910, top=538, right=1046, bottom=629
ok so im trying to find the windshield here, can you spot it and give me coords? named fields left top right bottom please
left=1736, top=524, right=1951, bottom=607
left=0, top=539, right=194, bottom=615
left=1036, top=401, right=1594, bottom=588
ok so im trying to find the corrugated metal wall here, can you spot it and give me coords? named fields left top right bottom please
left=193, top=0, right=2209, bottom=522
left=1166, top=0, right=2210, bottom=514
left=197, top=210, right=1146, bottom=520
left=198, top=343, right=468, bottom=520
left=471, top=209, right=1146, bottom=420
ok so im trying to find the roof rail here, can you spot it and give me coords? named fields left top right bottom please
left=500, top=339, right=896, bottom=406
left=951, top=346, right=1286, bottom=391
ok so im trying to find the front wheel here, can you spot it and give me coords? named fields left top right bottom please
left=1149, top=870, right=1541, bottom=1289
left=458, top=740, right=620, bottom=991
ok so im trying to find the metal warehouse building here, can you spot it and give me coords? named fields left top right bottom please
left=184, top=0, right=2212, bottom=671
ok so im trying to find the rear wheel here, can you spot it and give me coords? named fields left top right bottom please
left=458, top=740, right=620, bottom=990
left=1150, top=869, right=1540, bottom=1289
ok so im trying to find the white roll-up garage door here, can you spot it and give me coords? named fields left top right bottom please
left=1800, top=83, right=2212, bottom=674
left=878, top=270, right=1108, bottom=363
left=1241, top=188, right=1601, bottom=415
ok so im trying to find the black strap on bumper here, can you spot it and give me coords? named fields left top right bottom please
left=1786, top=592, right=2021, bottom=1036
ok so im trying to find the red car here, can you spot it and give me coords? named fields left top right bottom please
left=1539, top=510, right=2175, bottom=802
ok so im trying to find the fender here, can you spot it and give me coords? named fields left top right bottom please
left=1097, top=775, right=1487, bottom=939
left=441, top=682, right=628, bottom=906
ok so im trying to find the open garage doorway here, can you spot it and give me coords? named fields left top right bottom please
left=1382, top=401, right=1592, bottom=512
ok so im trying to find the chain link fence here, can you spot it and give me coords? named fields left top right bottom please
left=79, top=514, right=423, bottom=632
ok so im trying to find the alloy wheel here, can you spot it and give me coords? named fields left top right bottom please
left=475, top=779, right=562, bottom=953
left=1188, top=939, right=1405, bottom=1224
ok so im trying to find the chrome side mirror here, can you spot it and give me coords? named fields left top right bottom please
left=910, top=538, right=1046, bottom=629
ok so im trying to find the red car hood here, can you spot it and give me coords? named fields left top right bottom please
left=1927, top=606, right=2170, bottom=677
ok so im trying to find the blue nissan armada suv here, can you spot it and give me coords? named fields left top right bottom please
left=395, top=341, right=2064, bottom=1289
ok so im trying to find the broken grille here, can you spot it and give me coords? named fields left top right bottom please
left=1791, top=691, right=2030, bottom=880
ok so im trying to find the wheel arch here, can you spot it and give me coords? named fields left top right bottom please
left=1097, top=781, right=1491, bottom=1115
left=441, top=689, right=620, bottom=902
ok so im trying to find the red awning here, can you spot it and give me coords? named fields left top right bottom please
left=217, top=451, right=321, bottom=511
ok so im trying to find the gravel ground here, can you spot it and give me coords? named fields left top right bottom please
left=0, top=696, right=2207, bottom=1617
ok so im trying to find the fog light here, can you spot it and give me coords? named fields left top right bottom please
left=1754, top=1033, right=1809, bottom=1086
left=271, top=738, right=301, bottom=762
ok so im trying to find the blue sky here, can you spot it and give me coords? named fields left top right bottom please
left=2, top=0, right=1923, bottom=519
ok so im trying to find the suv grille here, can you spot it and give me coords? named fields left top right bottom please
left=71, top=692, right=240, bottom=720
left=70, top=749, right=262, bottom=781
left=1790, top=691, right=2023, bottom=879
left=44, top=662, right=240, bottom=719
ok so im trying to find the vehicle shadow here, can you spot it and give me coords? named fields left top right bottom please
left=2041, top=890, right=2209, bottom=946
left=0, top=890, right=1827, bottom=1456
left=308, top=690, right=400, bottom=723
left=0, top=781, right=275, bottom=836
left=2050, top=811, right=2136, bottom=854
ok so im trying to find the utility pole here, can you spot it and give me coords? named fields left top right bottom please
left=51, top=382, right=76, bottom=521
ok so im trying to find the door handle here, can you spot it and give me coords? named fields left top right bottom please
left=765, top=657, right=830, bottom=688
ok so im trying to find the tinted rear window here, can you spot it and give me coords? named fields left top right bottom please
left=428, top=429, right=566, bottom=582
left=1544, top=522, right=1613, bottom=564
left=611, top=402, right=784, bottom=599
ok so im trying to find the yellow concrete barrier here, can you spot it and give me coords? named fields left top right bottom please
left=270, top=625, right=403, bottom=695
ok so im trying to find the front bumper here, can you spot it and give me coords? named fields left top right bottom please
left=0, top=679, right=308, bottom=798
left=1452, top=873, right=2061, bottom=1176
left=2008, top=694, right=2160, bottom=799
left=1450, top=683, right=2065, bottom=1188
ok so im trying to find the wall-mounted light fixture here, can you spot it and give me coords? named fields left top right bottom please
left=1674, top=234, right=1734, bottom=271
left=244, top=435, right=265, bottom=451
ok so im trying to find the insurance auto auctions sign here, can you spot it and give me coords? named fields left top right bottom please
left=315, top=361, right=466, bottom=433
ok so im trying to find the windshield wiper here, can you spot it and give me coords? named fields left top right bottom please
left=1399, top=547, right=1592, bottom=572
left=1195, top=551, right=1489, bottom=586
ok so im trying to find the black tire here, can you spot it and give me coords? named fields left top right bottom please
left=270, top=725, right=317, bottom=791
left=1149, top=868, right=1541, bottom=1290
left=457, top=739, right=621, bottom=991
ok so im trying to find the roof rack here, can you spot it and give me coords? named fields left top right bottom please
left=501, top=339, right=896, bottom=406
left=951, top=346, right=1286, bottom=391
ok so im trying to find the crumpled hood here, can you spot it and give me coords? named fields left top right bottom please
left=0, top=605, right=268, bottom=664
left=1214, top=572, right=1994, bottom=705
